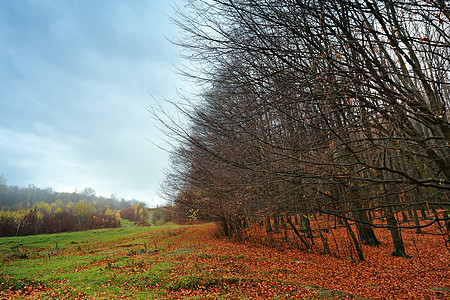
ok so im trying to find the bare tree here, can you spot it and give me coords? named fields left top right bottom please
left=161, top=0, right=450, bottom=260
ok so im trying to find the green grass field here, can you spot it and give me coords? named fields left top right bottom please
left=0, top=223, right=197, bottom=299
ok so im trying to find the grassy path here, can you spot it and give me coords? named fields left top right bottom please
left=0, top=223, right=448, bottom=299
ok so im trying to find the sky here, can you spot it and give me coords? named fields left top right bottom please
left=0, top=0, right=188, bottom=207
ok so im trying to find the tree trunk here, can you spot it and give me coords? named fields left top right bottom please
left=377, top=167, right=411, bottom=258
left=351, top=193, right=381, bottom=246
left=385, top=206, right=411, bottom=258
left=287, top=217, right=311, bottom=251
left=412, top=204, right=422, bottom=234
left=273, top=215, right=280, bottom=234
left=342, top=217, right=365, bottom=261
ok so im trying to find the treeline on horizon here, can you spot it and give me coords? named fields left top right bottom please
left=161, top=0, right=450, bottom=261
left=0, top=175, right=141, bottom=211
left=0, top=177, right=152, bottom=237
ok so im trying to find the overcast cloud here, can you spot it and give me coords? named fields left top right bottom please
left=0, top=0, right=185, bottom=206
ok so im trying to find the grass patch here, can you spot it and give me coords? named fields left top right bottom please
left=120, top=219, right=137, bottom=228
left=0, top=277, right=43, bottom=291
left=0, top=225, right=184, bottom=299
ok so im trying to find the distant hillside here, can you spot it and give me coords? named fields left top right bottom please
left=0, top=176, right=158, bottom=237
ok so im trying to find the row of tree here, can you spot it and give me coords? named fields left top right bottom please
left=161, top=0, right=450, bottom=260
left=0, top=200, right=121, bottom=237
left=0, top=178, right=155, bottom=236
left=0, top=201, right=160, bottom=237
left=0, top=174, right=140, bottom=211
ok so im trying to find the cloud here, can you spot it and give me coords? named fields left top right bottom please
left=0, top=0, right=183, bottom=205
left=0, top=127, right=85, bottom=186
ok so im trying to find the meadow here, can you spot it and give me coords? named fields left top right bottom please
left=0, top=222, right=448, bottom=299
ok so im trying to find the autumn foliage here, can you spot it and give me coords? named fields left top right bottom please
left=120, top=203, right=150, bottom=226
left=0, top=180, right=153, bottom=237
left=0, top=200, right=121, bottom=237
left=1, top=223, right=448, bottom=299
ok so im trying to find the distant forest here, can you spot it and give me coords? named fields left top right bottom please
left=0, top=175, right=151, bottom=237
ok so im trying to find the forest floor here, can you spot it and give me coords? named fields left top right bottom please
left=0, top=222, right=449, bottom=299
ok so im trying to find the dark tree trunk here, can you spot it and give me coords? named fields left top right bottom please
left=265, top=216, right=272, bottom=233
left=343, top=217, right=365, bottom=261
left=412, top=205, right=422, bottom=234
left=273, top=215, right=280, bottom=234
left=351, top=195, right=381, bottom=246
left=287, top=217, right=311, bottom=251
left=386, top=206, right=411, bottom=258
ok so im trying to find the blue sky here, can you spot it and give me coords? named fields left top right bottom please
left=0, top=0, right=186, bottom=206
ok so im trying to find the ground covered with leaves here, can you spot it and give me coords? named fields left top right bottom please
left=0, top=223, right=448, bottom=299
